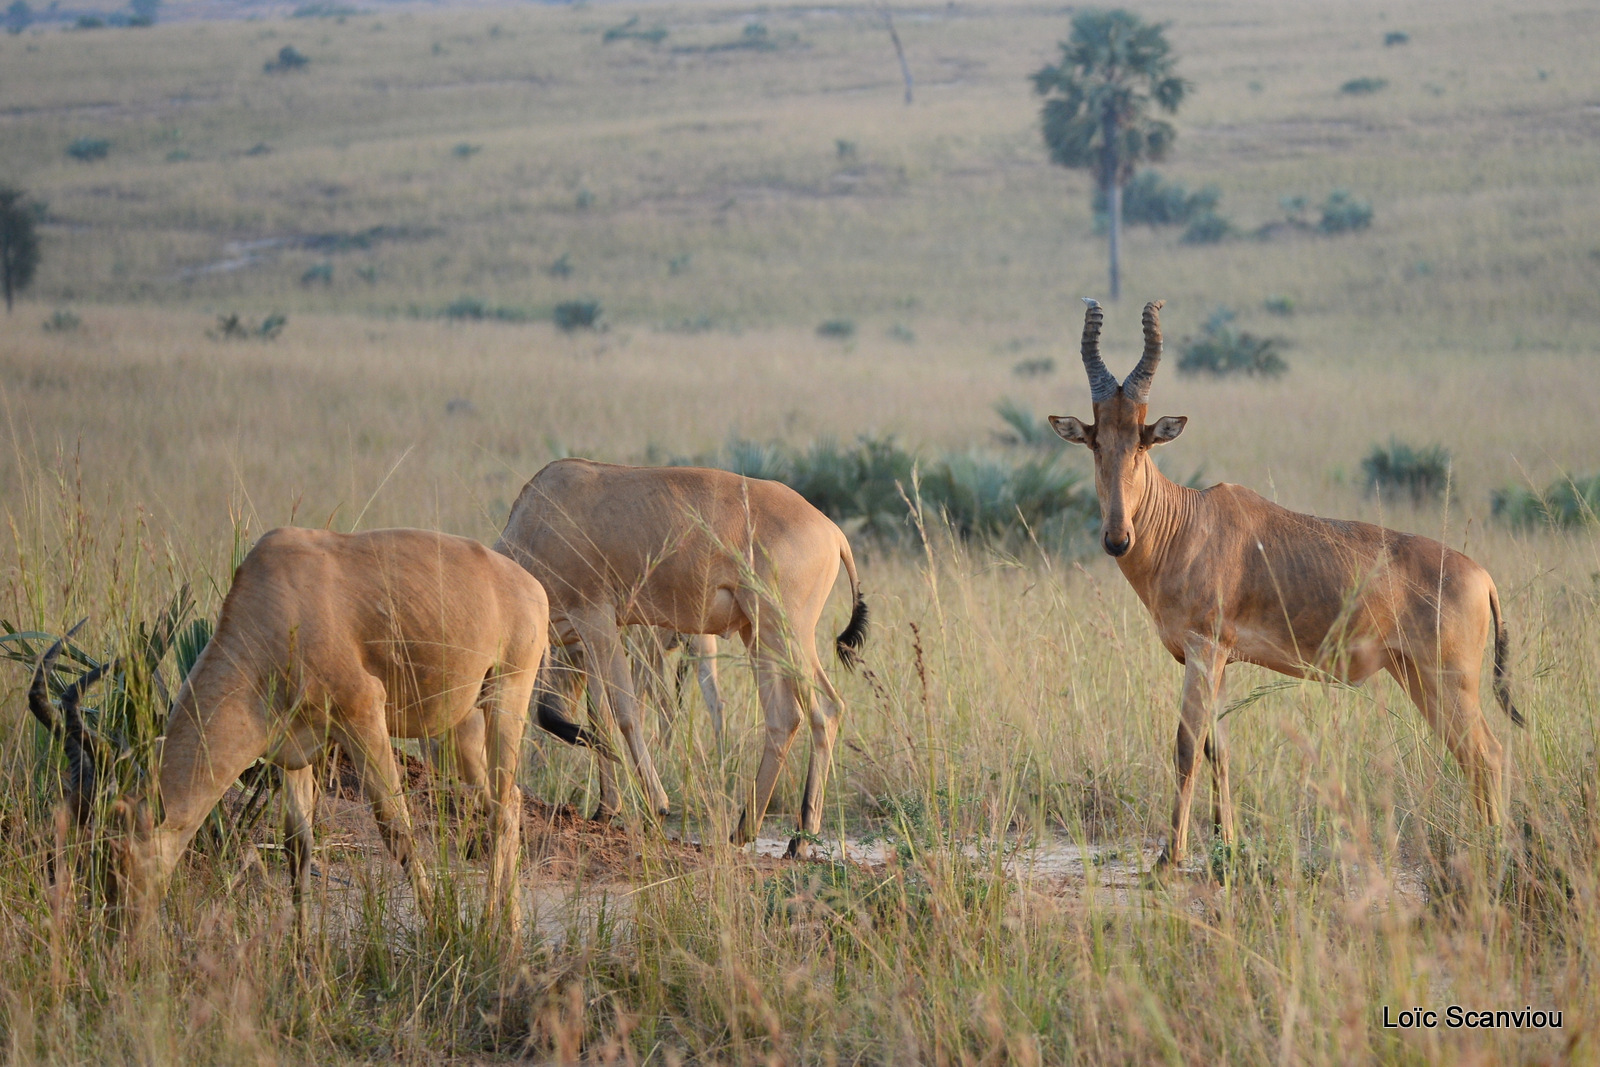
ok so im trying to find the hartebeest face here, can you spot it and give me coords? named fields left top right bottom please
left=1049, top=299, right=1185, bottom=557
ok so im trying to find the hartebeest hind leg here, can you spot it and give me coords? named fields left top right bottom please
left=1165, top=639, right=1230, bottom=867
left=572, top=612, right=673, bottom=818
left=1386, top=651, right=1505, bottom=826
left=282, top=764, right=318, bottom=929
left=793, top=663, right=846, bottom=859
left=1205, top=717, right=1236, bottom=847
left=735, top=654, right=804, bottom=850
left=478, top=669, right=530, bottom=930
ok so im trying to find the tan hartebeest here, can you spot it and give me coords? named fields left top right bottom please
left=32, top=527, right=548, bottom=929
left=495, top=459, right=867, bottom=858
left=1050, top=299, right=1522, bottom=864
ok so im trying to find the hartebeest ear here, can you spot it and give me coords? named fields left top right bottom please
left=1143, top=416, right=1187, bottom=447
left=1049, top=415, right=1093, bottom=446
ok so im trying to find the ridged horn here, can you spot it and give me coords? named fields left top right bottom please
left=29, top=622, right=111, bottom=826
left=1079, top=298, right=1118, bottom=403
left=1122, top=299, right=1166, bottom=404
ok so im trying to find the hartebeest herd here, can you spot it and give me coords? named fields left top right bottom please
left=27, top=299, right=1522, bottom=933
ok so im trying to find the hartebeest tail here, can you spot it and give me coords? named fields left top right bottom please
left=1489, top=582, right=1523, bottom=728
left=834, top=534, right=869, bottom=669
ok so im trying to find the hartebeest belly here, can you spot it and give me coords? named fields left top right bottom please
left=495, top=458, right=868, bottom=858
left=1051, top=299, right=1521, bottom=865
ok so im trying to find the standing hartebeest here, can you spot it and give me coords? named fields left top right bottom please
left=31, top=527, right=549, bottom=930
left=1050, top=299, right=1522, bottom=865
left=494, top=459, right=868, bottom=858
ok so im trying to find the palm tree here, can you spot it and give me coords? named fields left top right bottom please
left=1032, top=10, right=1188, bottom=300
left=0, top=186, right=41, bottom=314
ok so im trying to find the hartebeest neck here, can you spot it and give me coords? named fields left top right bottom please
left=1113, top=455, right=1193, bottom=590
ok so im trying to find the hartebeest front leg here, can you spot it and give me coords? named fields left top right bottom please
left=281, top=764, right=318, bottom=930
left=338, top=683, right=433, bottom=913
left=1164, top=638, right=1230, bottom=867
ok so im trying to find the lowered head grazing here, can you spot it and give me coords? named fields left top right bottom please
left=1049, top=298, right=1186, bottom=558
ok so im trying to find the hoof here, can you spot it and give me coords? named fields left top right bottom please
left=784, top=836, right=814, bottom=861
left=656, top=806, right=672, bottom=820
left=590, top=805, right=619, bottom=823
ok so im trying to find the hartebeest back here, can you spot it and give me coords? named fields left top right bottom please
left=32, top=527, right=548, bottom=930
left=1050, top=299, right=1522, bottom=864
left=495, top=458, right=867, bottom=858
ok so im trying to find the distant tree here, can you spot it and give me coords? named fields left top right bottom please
left=129, top=0, right=159, bottom=24
left=4, top=0, right=30, bottom=33
left=1032, top=10, right=1189, bottom=300
left=0, top=186, right=42, bottom=313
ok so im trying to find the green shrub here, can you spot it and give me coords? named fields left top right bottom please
left=264, top=45, right=309, bottom=73
left=680, top=434, right=1096, bottom=550
left=887, top=323, right=915, bottom=343
left=1263, top=295, right=1295, bottom=316
left=1318, top=189, right=1373, bottom=233
left=1383, top=31, right=1410, bottom=46
left=553, top=300, right=601, bottom=331
left=1176, top=309, right=1289, bottom=379
left=992, top=397, right=1054, bottom=448
left=546, top=252, right=572, bottom=278
left=1012, top=357, right=1055, bottom=378
left=451, top=142, right=481, bottom=159
left=1181, top=209, right=1232, bottom=244
left=1361, top=440, right=1451, bottom=503
left=1491, top=473, right=1600, bottom=529
left=42, top=309, right=80, bottom=332
left=73, top=14, right=103, bottom=28
left=439, top=297, right=536, bottom=323
left=300, top=261, right=332, bottom=285
left=1096, top=170, right=1220, bottom=227
left=66, top=137, right=110, bottom=161
left=210, top=312, right=286, bottom=340
left=1340, top=76, right=1387, bottom=95
left=5, top=1, right=30, bottom=34
left=816, top=319, right=855, bottom=340
left=602, top=16, right=667, bottom=44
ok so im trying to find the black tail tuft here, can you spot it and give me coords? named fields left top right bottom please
left=535, top=690, right=618, bottom=761
left=1494, top=622, right=1524, bottom=728
left=835, top=597, right=869, bottom=670
left=1489, top=586, right=1524, bottom=728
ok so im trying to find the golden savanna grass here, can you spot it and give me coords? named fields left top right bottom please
left=0, top=0, right=1598, bottom=1061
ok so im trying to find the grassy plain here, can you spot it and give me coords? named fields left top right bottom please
left=1, top=0, right=1599, bottom=1061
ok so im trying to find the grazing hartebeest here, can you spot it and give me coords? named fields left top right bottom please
left=32, top=528, right=548, bottom=930
left=1050, top=299, right=1522, bottom=865
left=494, top=459, right=867, bottom=858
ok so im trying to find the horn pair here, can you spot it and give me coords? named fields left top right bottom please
left=29, top=622, right=113, bottom=826
left=1079, top=298, right=1166, bottom=404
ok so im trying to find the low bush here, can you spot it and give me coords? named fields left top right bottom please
left=1491, top=473, right=1600, bottom=529
left=553, top=299, right=601, bottom=331
left=300, top=261, right=332, bottom=285
left=42, top=309, right=80, bottom=332
left=1181, top=210, right=1232, bottom=244
left=264, top=45, right=309, bottom=73
left=210, top=312, right=286, bottom=340
left=1012, top=357, right=1055, bottom=378
left=816, top=319, right=855, bottom=340
left=1361, top=440, right=1451, bottom=504
left=602, top=16, right=667, bottom=44
left=1263, top=295, right=1295, bottom=316
left=438, top=297, right=537, bottom=323
left=1340, top=76, right=1387, bottom=95
left=1097, top=170, right=1220, bottom=227
left=1383, top=30, right=1410, bottom=46
left=675, top=434, right=1097, bottom=551
left=992, top=397, right=1055, bottom=449
left=66, top=137, right=110, bottom=161
left=1176, top=309, right=1289, bottom=379
left=1318, top=190, right=1373, bottom=233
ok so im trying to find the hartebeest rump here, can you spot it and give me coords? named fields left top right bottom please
left=33, top=527, right=548, bottom=929
left=494, top=459, right=867, bottom=857
left=1050, top=299, right=1522, bottom=864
